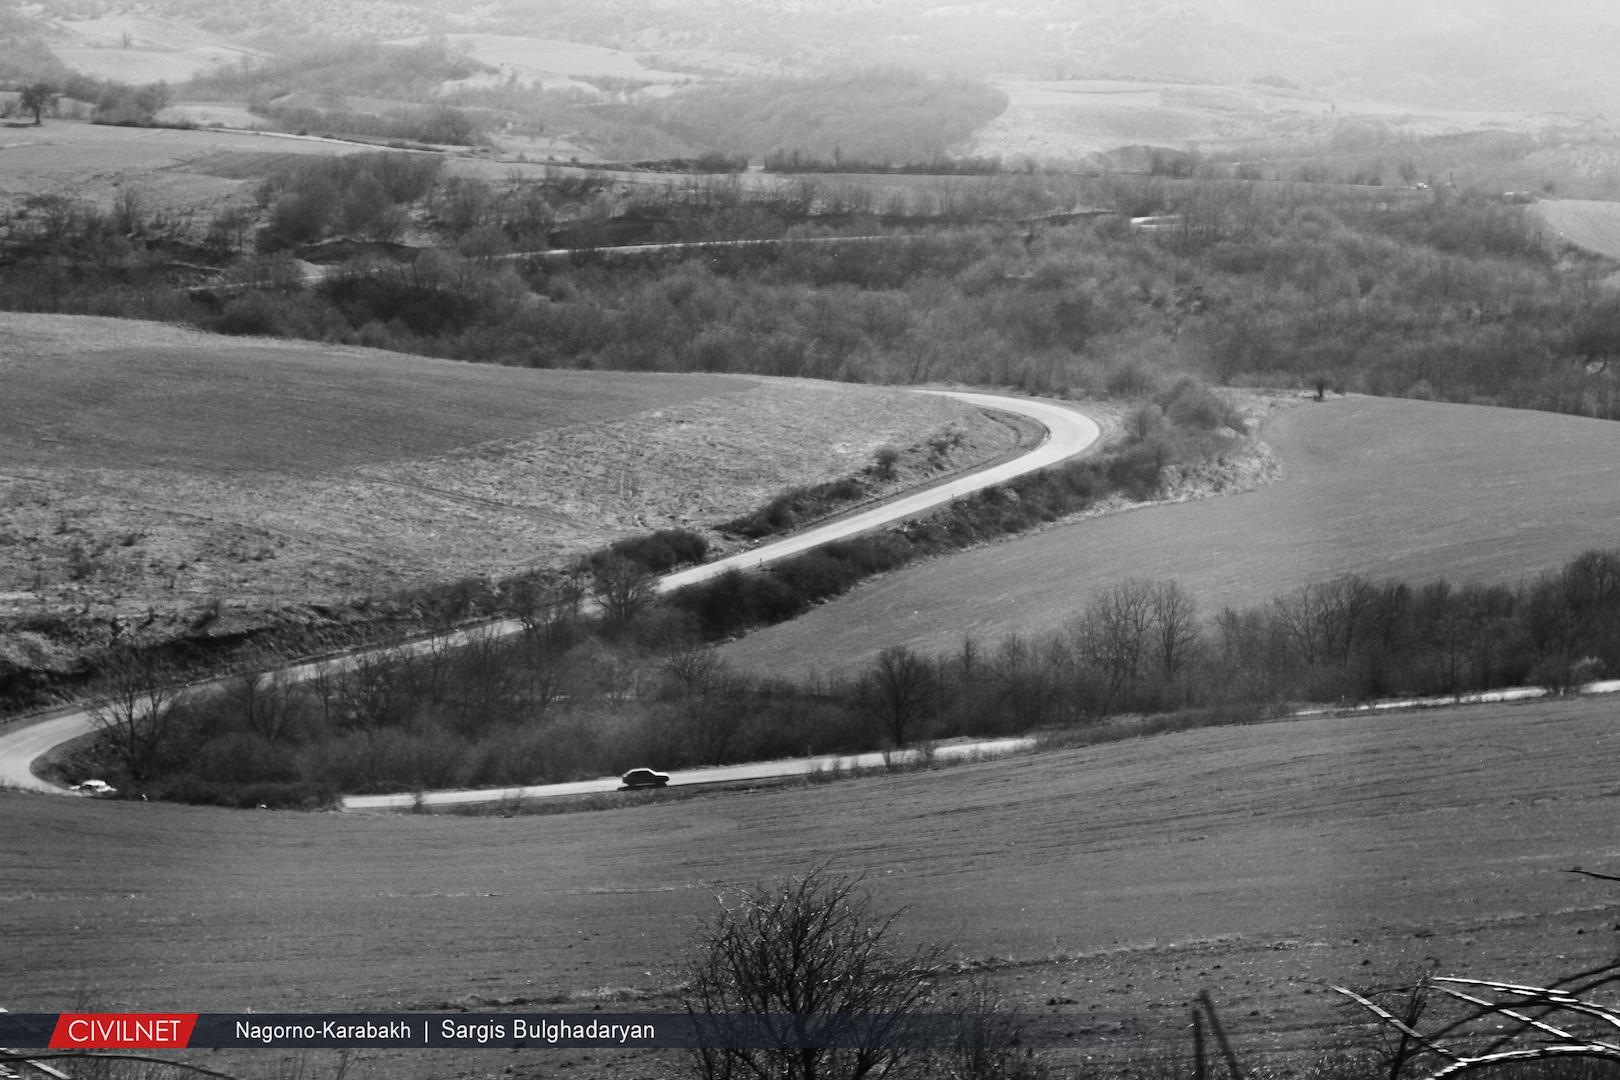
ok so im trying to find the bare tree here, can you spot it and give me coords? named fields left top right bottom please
left=990, top=633, right=1063, bottom=730
left=336, top=646, right=405, bottom=731
left=88, top=649, right=184, bottom=783
left=662, top=647, right=747, bottom=765
left=453, top=625, right=514, bottom=732
left=1149, top=579, right=1200, bottom=683
left=1069, top=579, right=1157, bottom=712
left=588, top=554, right=655, bottom=631
left=854, top=644, right=935, bottom=747
left=661, top=645, right=729, bottom=699
left=513, top=631, right=571, bottom=721
left=228, top=664, right=302, bottom=744
left=682, top=866, right=943, bottom=1080
left=512, top=572, right=584, bottom=649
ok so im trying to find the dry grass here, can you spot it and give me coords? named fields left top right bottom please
left=45, top=12, right=268, bottom=83
left=958, top=78, right=1564, bottom=161
left=0, top=119, right=363, bottom=219
left=0, top=313, right=1011, bottom=643
left=1535, top=199, right=1620, bottom=260
left=4, top=693, right=1618, bottom=1077
left=721, top=393, right=1620, bottom=677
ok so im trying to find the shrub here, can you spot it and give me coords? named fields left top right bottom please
left=681, top=866, right=943, bottom=1080
left=211, top=292, right=288, bottom=337
left=606, top=528, right=709, bottom=573
left=1158, top=376, right=1238, bottom=430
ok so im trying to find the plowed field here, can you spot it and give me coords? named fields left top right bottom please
left=5, top=694, right=1617, bottom=1078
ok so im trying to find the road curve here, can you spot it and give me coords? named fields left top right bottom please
left=0, top=390, right=1100, bottom=799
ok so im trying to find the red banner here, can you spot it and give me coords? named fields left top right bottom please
left=49, top=1013, right=198, bottom=1049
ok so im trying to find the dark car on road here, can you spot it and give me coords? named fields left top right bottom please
left=620, top=768, right=670, bottom=790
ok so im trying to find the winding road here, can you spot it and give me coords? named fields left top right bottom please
left=0, top=389, right=1101, bottom=803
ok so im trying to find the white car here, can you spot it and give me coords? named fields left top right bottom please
left=619, top=768, right=670, bottom=790
left=72, top=779, right=117, bottom=796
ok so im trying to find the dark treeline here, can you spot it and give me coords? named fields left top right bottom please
left=4, top=162, right=1619, bottom=420
left=760, top=151, right=1008, bottom=176
left=903, top=549, right=1620, bottom=734
left=537, top=67, right=1004, bottom=166
left=80, top=543, right=1620, bottom=808
left=654, top=68, right=1007, bottom=164
left=252, top=151, right=445, bottom=249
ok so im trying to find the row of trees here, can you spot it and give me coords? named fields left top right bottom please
left=852, top=550, right=1620, bottom=743
left=80, top=487, right=1620, bottom=804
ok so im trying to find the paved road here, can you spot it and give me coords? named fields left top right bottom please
left=0, top=390, right=1100, bottom=798
left=344, top=737, right=1037, bottom=810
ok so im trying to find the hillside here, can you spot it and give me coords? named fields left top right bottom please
left=1536, top=198, right=1620, bottom=261
left=0, top=313, right=1012, bottom=692
left=722, top=393, right=1620, bottom=677
left=4, top=692, right=1616, bottom=1078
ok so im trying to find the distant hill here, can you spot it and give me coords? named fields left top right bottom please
left=15, top=0, right=1620, bottom=117
left=466, top=0, right=1620, bottom=117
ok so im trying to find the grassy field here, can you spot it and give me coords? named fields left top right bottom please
left=1535, top=198, right=1620, bottom=261
left=434, top=33, right=693, bottom=94
left=722, top=394, right=1620, bottom=678
left=0, top=313, right=1008, bottom=656
left=0, top=120, right=367, bottom=221
left=957, top=77, right=1569, bottom=163
left=6, top=693, right=1619, bottom=1077
left=45, top=12, right=269, bottom=84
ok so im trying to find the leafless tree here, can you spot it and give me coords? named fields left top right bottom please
left=589, top=554, right=656, bottom=630
left=228, top=663, right=302, bottom=744
left=512, top=572, right=584, bottom=648
left=1149, top=579, right=1200, bottom=683
left=87, top=649, right=184, bottom=783
left=454, top=625, right=513, bottom=731
left=854, top=644, right=935, bottom=747
left=660, top=647, right=747, bottom=765
left=682, top=866, right=943, bottom=1080
left=1069, top=579, right=1157, bottom=712
left=336, top=646, right=404, bottom=731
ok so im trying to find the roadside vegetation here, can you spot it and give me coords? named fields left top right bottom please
left=63, top=435, right=1620, bottom=809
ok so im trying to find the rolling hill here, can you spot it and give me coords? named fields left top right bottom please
left=0, top=313, right=1010, bottom=685
left=721, top=393, right=1620, bottom=678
